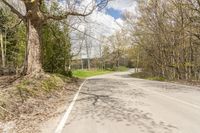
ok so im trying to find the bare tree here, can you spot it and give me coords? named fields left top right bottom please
left=123, top=0, right=200, bottom=81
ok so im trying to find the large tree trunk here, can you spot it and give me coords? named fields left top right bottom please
left=23, top=20, right=43, bottom=75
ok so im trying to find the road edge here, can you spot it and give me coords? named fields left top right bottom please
left=54, top=79, right=87, bottom=133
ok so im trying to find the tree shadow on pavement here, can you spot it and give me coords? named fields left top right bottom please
left=66, top=78, right=178, bottom=133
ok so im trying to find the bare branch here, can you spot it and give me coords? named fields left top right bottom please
left=46, top=0, right=109, bottom=21
left=1, top=0, right=25, bottom=20
left=10, top=19, right=23, bottom=29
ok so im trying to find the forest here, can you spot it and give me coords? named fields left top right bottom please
left=126, top=0, right=200, bottom=81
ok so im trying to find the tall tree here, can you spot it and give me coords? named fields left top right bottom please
left=1, top=0, right=109, bottom=76
left=124, top=0, right=200, bottom=81
left=0, top=8, right=23, bottom=71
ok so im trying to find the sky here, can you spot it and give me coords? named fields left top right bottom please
left=3, top=0, right=136, bottom=58
left=106, top=8, right=122, bottom=19
left=106, top=0, right=137, bottom=19
left=71, top=0, right=137, bottom=58
left=82, top=0, right=137, bottom=37
left=47, top=0, right=137, bottom=37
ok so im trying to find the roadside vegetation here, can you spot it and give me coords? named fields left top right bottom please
left=130, top=71, right=200, bottom=86
left=123, top=0, right=200, bottom=82
left=130, top=72, right=166, bottom=81
left=108, top=66, right=129, bottom=72
left=73, top=66, right=129, bottom=78
left=0, top=74, right=80, bottom=132
left=73, top=69, right=112, bottom=78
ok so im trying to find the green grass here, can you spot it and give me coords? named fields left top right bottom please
left=130, top=72, right=149, bottom=79
left=16, top=74, right=66, bottom=99
left=72, top=69, right=112, bottom=78
left=130, top=72, right=166, bottom=81
left=111, top=66, right=129, bottom=72
left=146, top=76, right=165, bottom=81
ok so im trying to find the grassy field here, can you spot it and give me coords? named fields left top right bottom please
left=72, top=69, right=112, bottom=78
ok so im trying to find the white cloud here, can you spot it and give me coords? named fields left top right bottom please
left=70, top=0, right=137, bottom=58
left=107, top=0, right=137, bottom=13
left=76, top=10, right=122, bottom=58
left=115, top=18, right=124, bottom=27
left=87, top=10, right=121, bottom=36
left=70, top=9, right=122, bottom=59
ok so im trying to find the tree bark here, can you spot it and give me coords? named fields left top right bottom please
left=23, top=20, right=43, bottom=75
left=85, top=39, right=91, bottom=70
left=0, top=32, right=5, bottom=68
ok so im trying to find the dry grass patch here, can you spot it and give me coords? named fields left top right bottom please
left=0, top=74, right=81, bottom=133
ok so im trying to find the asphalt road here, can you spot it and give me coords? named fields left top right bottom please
left=59, top=70, right=200, bottom=133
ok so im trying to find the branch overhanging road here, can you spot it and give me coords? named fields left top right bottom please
left=52, top=69, right=200, bottom=133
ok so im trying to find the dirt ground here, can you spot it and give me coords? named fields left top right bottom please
left=0, top=75, right=81, bottom=133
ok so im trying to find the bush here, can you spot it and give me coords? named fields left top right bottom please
left=147, top=77, right=165, bottom=81
left=131, top=72, right=165, bottom=81
left=107, top=66, right=129, bottom=72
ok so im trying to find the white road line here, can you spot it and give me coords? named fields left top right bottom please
left=131, top=83, right=200, bottom=110
left=54, top=80, right=87, bottom=133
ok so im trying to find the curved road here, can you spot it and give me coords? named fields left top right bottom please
left=55, top=70, right=200, bottom=133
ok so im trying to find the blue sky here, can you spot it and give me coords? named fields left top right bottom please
left=106, top=8, right=122, bottom=19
